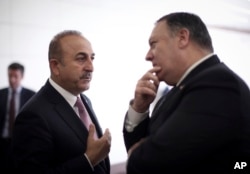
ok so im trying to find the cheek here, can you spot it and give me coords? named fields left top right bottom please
left=59, top=66, right=72, bottom=76
left=159, top=58, right=172, bottom=79
left=156, top=46, right=167, bottom=59
left=63, top=69, right=77, bottom=80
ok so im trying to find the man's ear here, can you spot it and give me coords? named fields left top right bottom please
left=177, top=28, right=189, bottom=48
left=49, top=58, right=60, bottom=76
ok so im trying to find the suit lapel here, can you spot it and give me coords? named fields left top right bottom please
left=80, top=95, right=109, bottom=172
left=44, top=81, right=109, bottom=172
left=20, top=88, right=26, bottom=109
left=179, top=55, right=220, bottom=86
left=149, top=55, right=221, bottom=133
left=0, top=89, right=8, bottom=131
left=44, top=81, right=89, bottom=144
left=55, top=102, right=89, bottom=142
left=2, top=89, right=8, bottom=115
left=150, top=86, right=182, bottom=133
left=81, top=95, right=103, bottom=138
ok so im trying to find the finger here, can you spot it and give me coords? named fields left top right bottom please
left=137, top=80, right=158, bottom=95
left=104, top=128, right=111, bottom=138
left=103, top=128, right=112, bottom=143
left=141, top=66, right=160, bottom=78
left=144, top=80, right=158, bottom=89
left=148, top=66, right=161, bottom=73
left=88, top=124, right=96, bottom=139
left=141, top=71, right=160, bottom=87
left=150, top=74, right=160, bottom=87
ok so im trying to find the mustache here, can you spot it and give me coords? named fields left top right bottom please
left=80, top=72, right=92, bottom=79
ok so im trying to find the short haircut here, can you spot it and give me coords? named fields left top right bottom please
left=8, top=62, right=24, bottom=75
left=48, top=30, right=83, bottom=62
left=157, top=12, right=214, bottom=52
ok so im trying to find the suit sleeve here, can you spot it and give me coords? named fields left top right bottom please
left=123, top=111, right=150, bottom=152
left=12, top=110, right=94, bottom=174
left=126, top=86, right=242, bottom=173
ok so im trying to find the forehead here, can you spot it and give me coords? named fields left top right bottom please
left=8, top=69, right=23, bottom=76
left=149, top=21, right=169, bottom=41
left=61, top=35, right=93, bottom=54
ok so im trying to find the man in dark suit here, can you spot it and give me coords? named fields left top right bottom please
left=11, top=30, right=111, bottom=174
left=0, top=62, right=35, bottom=171
left=123, top=12, right=250, bottom=174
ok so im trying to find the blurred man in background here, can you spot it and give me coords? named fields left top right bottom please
left=0, top=62, right=36, bottom=172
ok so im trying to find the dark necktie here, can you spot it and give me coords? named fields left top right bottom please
left=151, top=86, right=179, bottom=117
left=75, top=97, right=92, bottom=130
left=9, top=89, right=16, bottom=137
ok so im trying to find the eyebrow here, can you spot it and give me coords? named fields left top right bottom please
left=148, top=38, right=155, bottom=46
left=76, top=52, right=95, bottom=57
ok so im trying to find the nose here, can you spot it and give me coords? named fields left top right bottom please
left=145, top=49, right=153, bottom=61
left=9, top=76, right=17, bottom=83
left=9, top=76, right=17, bottom=88
left=85, top=58, right=94, bottom=72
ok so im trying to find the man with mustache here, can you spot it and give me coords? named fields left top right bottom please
left=11, top=30, right=111, bottom=174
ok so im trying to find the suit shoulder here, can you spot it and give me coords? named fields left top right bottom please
left=22, top=87, right=36, bottom=94
left=0, top=88, right=8, bottom=95
left=0, top=87, right=8, bottom=92
left=81, top=94, right=92, bottom=105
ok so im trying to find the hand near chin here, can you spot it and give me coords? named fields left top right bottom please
left=132, top=66, right=161, bottom=113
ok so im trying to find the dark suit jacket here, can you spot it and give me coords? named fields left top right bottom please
left=11, top=80, right=110, bottom=174
left=0, top=87, right=35, bottom=136
left=123, top=55, right=250, bottom=174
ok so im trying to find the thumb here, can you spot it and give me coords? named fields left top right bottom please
left=103, top=128, right=110, bottom=136
left=103, top=128, right=111, bottom=142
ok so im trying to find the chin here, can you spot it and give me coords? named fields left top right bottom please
left=82, top=85, right=90, bottom=91
left=156, top=73, right=162, bottom=81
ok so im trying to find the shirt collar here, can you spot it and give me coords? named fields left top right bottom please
left=49, top=78, right=77, bottom=107
left=9, top=86, right=22, bottom=94
left=176, top=53, right=215, bottom=86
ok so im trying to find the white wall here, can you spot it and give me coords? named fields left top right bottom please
left=1, top=0, right=250, bottom=164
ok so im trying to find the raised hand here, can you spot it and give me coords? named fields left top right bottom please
left=85, top=124, right=111, bottom=166
left=132, top=66, right=161, bottom=113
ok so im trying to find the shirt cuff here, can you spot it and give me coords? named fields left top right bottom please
left=125, top=103, right=149, bottom=132
left=84, top=153, right=94, bottom=171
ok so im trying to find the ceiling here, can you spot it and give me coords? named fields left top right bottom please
left=143, top=0, right=250, bottom=34
left=196, top=0, right=250, bottom=33
left=72, top=0, right=250, bottom=34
